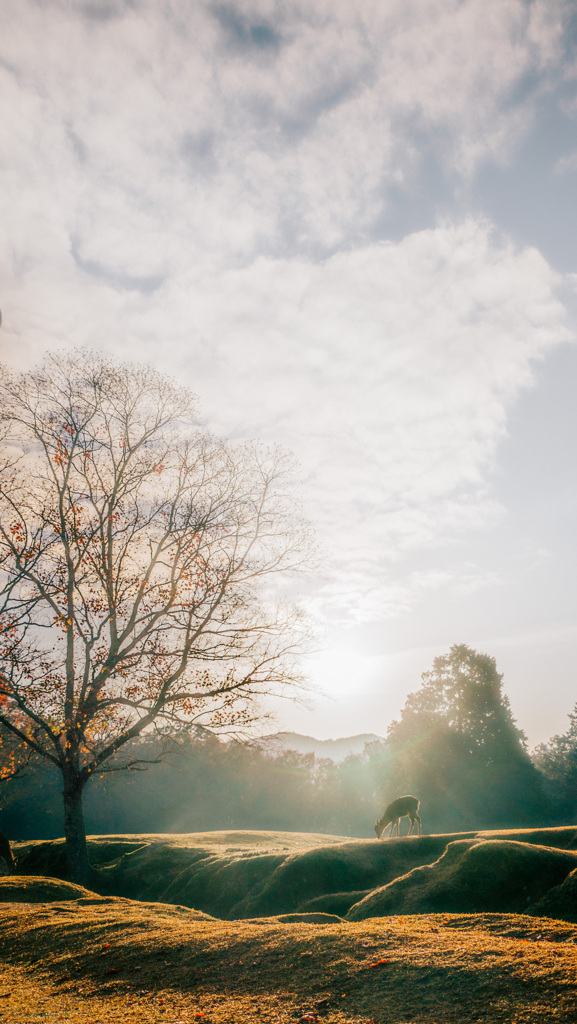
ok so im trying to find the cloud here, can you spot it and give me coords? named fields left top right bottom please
left=0, top=0, right=571, bottom=274
left=0, top=0, right=573, bottom=629
left=555, top=151, right=577, bottom=174
left=165, top=221, right=568, bottom=591
left=2, top=214, right=569, bottom=622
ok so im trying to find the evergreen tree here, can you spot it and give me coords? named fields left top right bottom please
left=386, top=644, right=549, bottom=831
left=533, top=705, right=577, bottom=819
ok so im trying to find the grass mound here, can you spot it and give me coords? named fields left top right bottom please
left=97, top=840, right=286, bottom=918
left=475, top=826, right=577, bottom=849
left=14, top=838, right=148, bottom=880
left=2, top=896, right=577, bottom=1022
left=272, top=911, right=343, bottom=923
left=347, top=839, right=577, bottom=920
left=0, top=875, right=97, bottom=903
left=299, top=890, right=372, bottom=916
left=529, top=867, right=577, bottom=922
left=13, top=827, right=577, bottom=923
left=230, top=835, right=453, bottom=918
left=14, top=830, right=453, bottom=919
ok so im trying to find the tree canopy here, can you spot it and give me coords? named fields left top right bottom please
left=386, top=644, right=547, bottom=830
left=392, top=644, right=526, bottom=759
left=533, top=705, right=577, bottom=818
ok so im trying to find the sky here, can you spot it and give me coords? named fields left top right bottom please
left=1, top=0, right=576, bottom=748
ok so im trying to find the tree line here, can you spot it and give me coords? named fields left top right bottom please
left=3, top=643, right=574, bottom=842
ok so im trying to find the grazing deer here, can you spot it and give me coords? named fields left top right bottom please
left=0, top=831, right=16, bottom=874
left=375, top=795, right=421, bottom=839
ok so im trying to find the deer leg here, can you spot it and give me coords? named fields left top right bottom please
left=407, top=818, right=415, bottom=836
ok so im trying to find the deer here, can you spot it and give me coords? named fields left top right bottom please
left=374, top=795, right=421, bottom=839
left=0, top=831, right=16, bottom=874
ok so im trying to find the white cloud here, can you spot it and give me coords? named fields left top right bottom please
left=0, top=0, right=570, bottom=275
left=2, top=214, right=569, bottom=622
left=555, top=151, right=577, bottom=175
left=0, top=0, right=573, bottom=630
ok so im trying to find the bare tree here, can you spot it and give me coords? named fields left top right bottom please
left=0, top=351, right=313, bottom=882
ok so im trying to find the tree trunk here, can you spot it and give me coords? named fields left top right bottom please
left=63, top=774, right=91, bottom=885
left=0, top=831, right=16, bottom=874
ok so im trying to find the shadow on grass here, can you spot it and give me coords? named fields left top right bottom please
left=1, top=900, right=577, bottom=1023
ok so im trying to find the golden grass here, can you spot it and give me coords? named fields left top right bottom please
left=6, top=828, right=577, bottom=1021
left=1, top=895, right=577, bottom=1023
left=16, top=829, right=355, bottom=860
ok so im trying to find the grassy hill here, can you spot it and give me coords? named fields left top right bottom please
left=12, top=825, right=577, bottom=922
left=4, top=827, right=577, bottom=1022
left=2, top=886, right=577, bottom=1022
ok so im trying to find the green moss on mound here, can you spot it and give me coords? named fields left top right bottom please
left=347, top=839, right=577, bottom=920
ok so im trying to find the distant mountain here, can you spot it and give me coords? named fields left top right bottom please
left=256, top=731, right=383, bottom=762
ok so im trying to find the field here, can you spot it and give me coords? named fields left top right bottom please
left=2, top=827, right=577, bottom=1023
